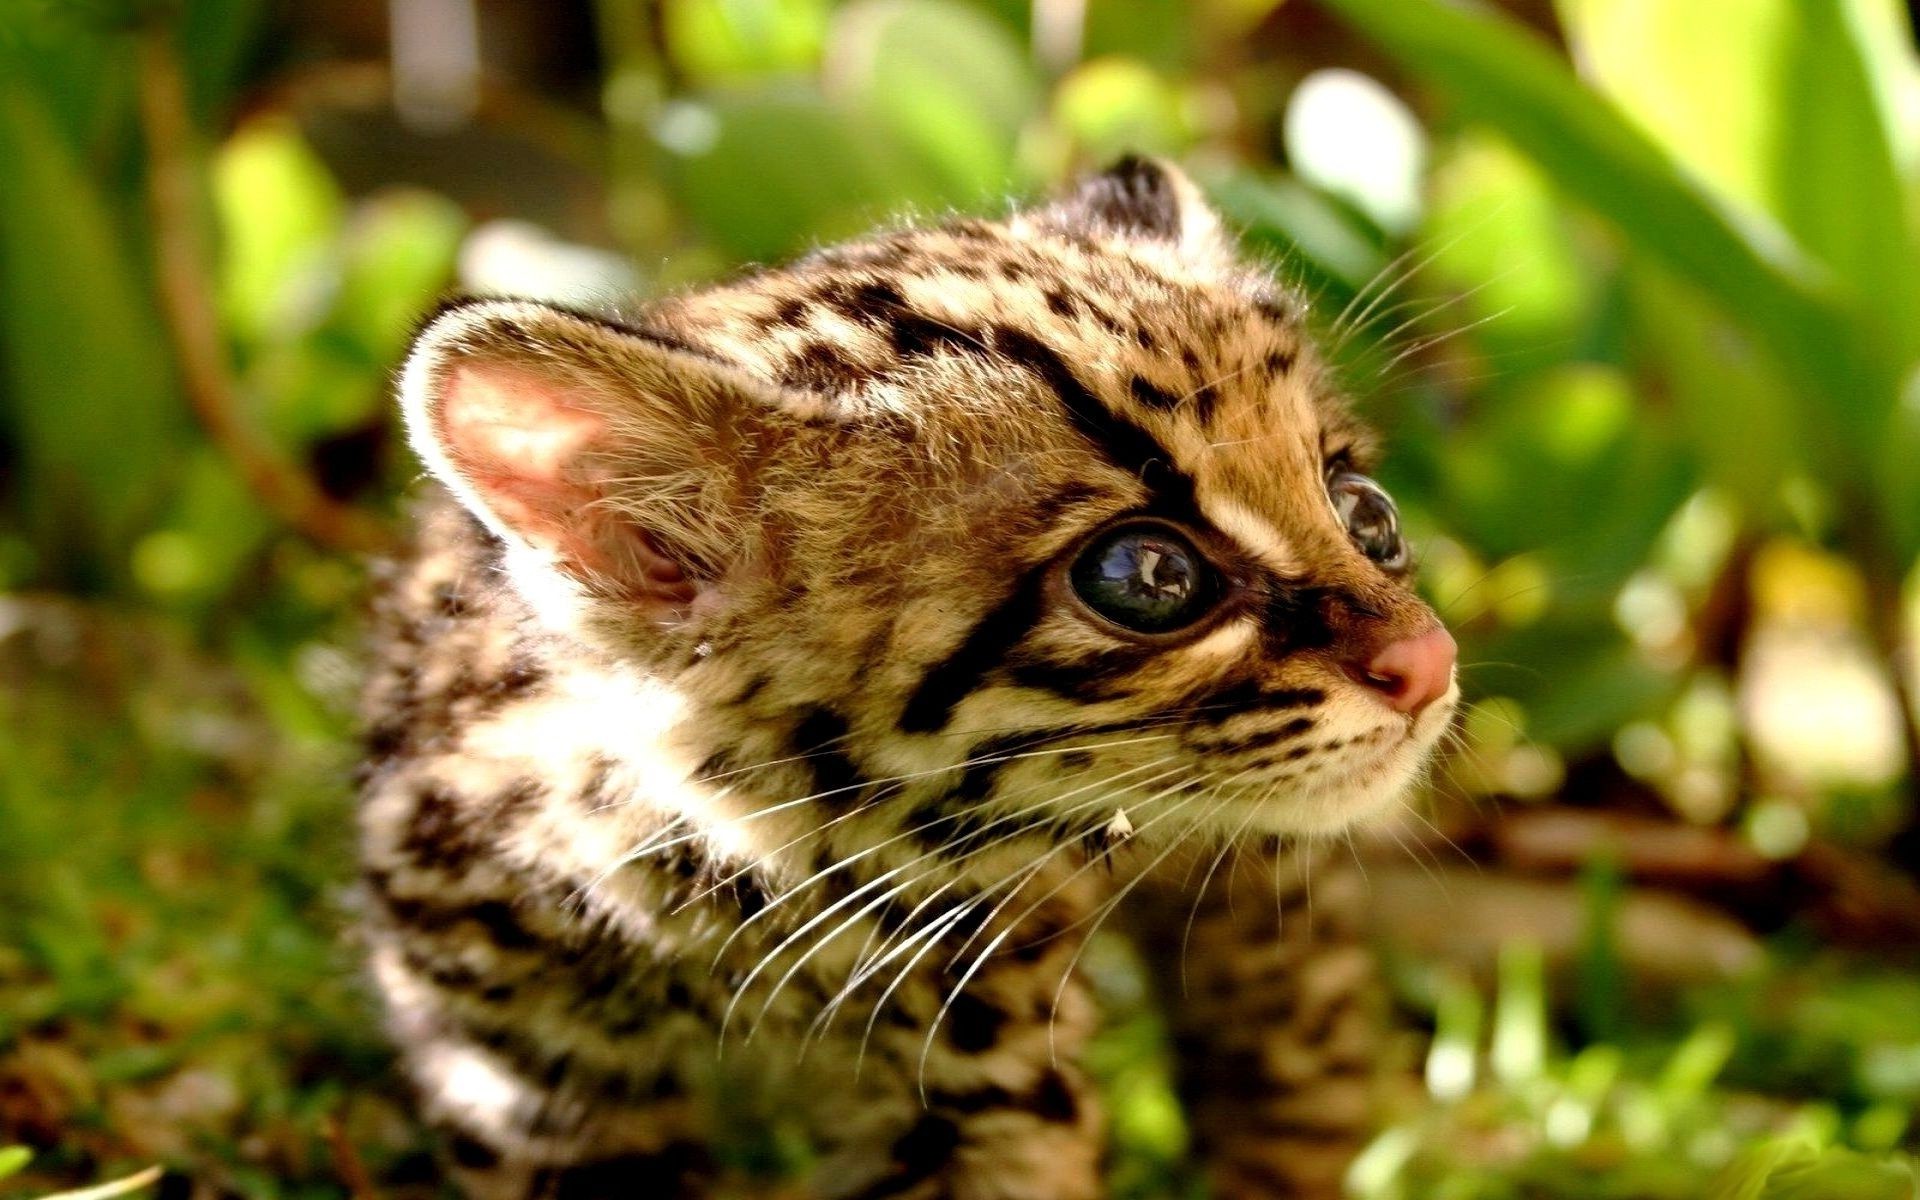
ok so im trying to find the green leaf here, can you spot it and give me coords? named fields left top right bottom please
left=1708, top=1142, right=1917, bottom=1200
left=824, top=0, right=1038, bottom=200
left=0, top=65, right=183, bottom=580
left=0, top=1146, right=30, bottom=1180
left=1052, top=57, right=1191, bottom=162
left=331, top=188, right=466, bottom=364
left=1318, top=0, right=1904, bottom=500
left=1200, top=168, right=1387, bottom=295
left=662, top=0, right=829, bottom=83
left=1422, top=133, right=1591, bottom=377
left=212, top=116, right=344, bottom=345
left=660, top=86, right=937, bottom=262
left=1556, top=0, right=1919, bottom=358
left=1626, top=261, right=1801, bottom=520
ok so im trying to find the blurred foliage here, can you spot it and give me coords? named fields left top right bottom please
left=2, top=0, right=1919, bottom=1195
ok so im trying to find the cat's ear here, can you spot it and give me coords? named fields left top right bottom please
left=398, top=298, right=777, bottom=612
left=1037, top=155, right=1227, bottom=260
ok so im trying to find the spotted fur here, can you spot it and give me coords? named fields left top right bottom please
left=359, top=158, right=1457, bottom=1199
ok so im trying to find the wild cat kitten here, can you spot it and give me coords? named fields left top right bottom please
left=358, top=158, right=1457, bottom=1200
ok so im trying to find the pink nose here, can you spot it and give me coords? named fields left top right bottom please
left=1353, top=626, right=1456, bottom=715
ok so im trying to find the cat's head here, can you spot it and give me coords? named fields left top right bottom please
left=398, top=157, right=1455, bottom=855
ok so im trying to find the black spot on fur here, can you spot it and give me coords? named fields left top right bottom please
left=445, top=1133, right=500, bottom=1171
left=466, top=899, right=542, bottom=951
left=400, top=784, right=476, bottom=870
left=792, top=706, right=864, bottom=801
left=1032, top=1070, right=1080, bottom=1123
left=731, top=673, right=771, bottom=706
left=784, top=339, right=857, bottom=389
left=883, top=1115, right=960, bottom=1190
left=825, top=278, right=977, bottom=361
left=1202, top=715, right=1318, bottom=757
left=543, top=1145, right=713, bottom=1200
left=947, top=992, right=1008, bottom=1052
left=1191, top=380, right=1221, bottom=425
left=1025, top=480, right=1106, bottom=529
left=1129, top=374, right=1180, bottom=410
left=432, top=580, right=471, bottom=618
left=954, top=748, right=1014, bottom=802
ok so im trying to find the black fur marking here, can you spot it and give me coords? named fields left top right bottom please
left=1191, top=380, right=1221, bottom=426
left=899, top=561, right=1050, bottom=733
left=1129, top=374, right=1180, bottom=411
left=792, top=706, right=865, bottom=801
left=445, top=1133, right=500, bottom=1171
left=542, top=1145, right=714, bottom=1199
left=1253, top=292, right=1296, bottom=325
left=954, top=746, right=1016, bottom=802
left=1201, top=716, right=1317, bottom=756
left=1266, top=348, right=1297, bottom=376
left=1032, top=1070, right=1080, bottom=1123
left=1262, top=585, right=1343, bottom=655
left=466, top=899, right=543, bottom=951
left=1002, top=645, right=1151, bottom=703
left=849, top=1115, right=959, bottom=1199
left=929, top=1070, right=1080, bottom=1124
left=1189, top=681, right=1326, bottom=726
left=821, top=279, right=976, bottom=362
left=784, top=340, right=857, bottom=389
left=989, top=325, right=1194, bottom=509
left=400, top=784, right=480, bottom=871
left=370, top=871, right=550, bottom=953
left=1024, top=480, right=1107, bottom=529
left=947, top=991, right=1008, bottom=1052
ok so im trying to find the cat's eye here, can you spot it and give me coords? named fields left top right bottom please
left=1328, top=472, right=1409, bottom=572
left=1068, top=522, right=1221, bottom=634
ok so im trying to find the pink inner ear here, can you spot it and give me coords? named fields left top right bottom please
left=435, top=363, right=696, bottom=607
left=439, top=363, right=606, bottom=553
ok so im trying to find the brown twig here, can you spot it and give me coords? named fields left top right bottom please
left=325, top=1112, right=381, bottom=1200
left=135, top=23, right=398, bottom=557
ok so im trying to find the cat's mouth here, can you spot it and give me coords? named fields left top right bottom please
left=1202, top=684, right=1458, bottom=837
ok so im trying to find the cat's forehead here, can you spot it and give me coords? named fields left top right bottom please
left=659, top=215, right=1363, bottom=525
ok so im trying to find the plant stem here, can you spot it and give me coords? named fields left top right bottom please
left=135, top=23, right=396, bottom=557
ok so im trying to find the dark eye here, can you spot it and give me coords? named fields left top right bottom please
left=1069, top=522, right=1220, bottom=634
left=1328, top=472, right=1409, bottom=571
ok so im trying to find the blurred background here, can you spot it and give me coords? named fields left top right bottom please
left=3, top=0, right=1920, bottom=1196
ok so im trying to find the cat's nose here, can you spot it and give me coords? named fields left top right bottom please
left=1351, top=626, right=1456, bottom=715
